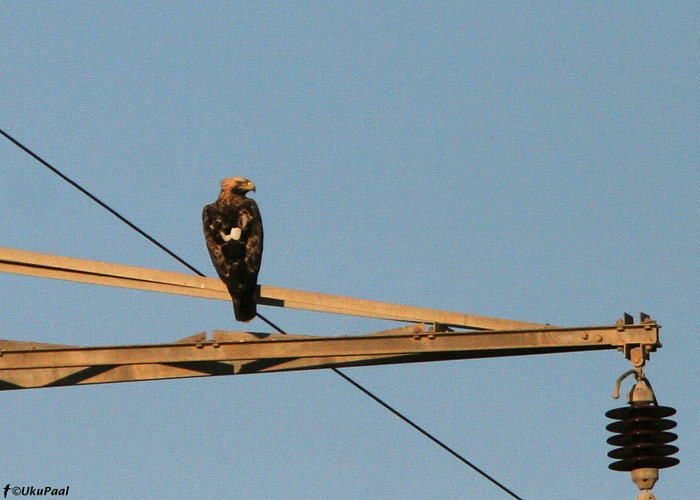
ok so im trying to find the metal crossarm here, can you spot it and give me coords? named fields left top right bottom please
left=0, top=246, right=662, bottom=394
left=0, top=322, right=660, bottom=390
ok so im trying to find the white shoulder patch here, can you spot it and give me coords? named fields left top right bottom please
left=220, top=227, right=242, bottom=242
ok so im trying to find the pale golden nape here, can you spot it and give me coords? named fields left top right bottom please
left=220, top=177, right=255, bottom=191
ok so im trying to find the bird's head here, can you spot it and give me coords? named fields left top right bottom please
left=220, top=177, right=256, bottom=196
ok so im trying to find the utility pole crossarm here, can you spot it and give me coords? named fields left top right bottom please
left=0, top=247, right=549, bottom=330
left=0, top=322, right=660, bottom=391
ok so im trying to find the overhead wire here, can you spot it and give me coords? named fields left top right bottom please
left=0, top=127, right=525, bottom=500
left=0, top=128, right=201, bottom=276
left=256, top=318, right=524, bottom=500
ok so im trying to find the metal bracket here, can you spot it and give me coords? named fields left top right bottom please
left=617, top=313, right=659, bottom=368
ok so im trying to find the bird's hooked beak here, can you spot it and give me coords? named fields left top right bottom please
left=247, top=181, right=256, bottom=193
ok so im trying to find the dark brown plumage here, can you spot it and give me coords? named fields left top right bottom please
left=203, top=177, right=263, bottom=322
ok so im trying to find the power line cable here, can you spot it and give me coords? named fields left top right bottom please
left=1, top=127, right=525, bottom=500
left=255, top=309, right=524, bottom=499
left=257, top=312, right=524, bottom=499
left=0, top=128, right=201, bottom=276
left=331, top=367, right=525, bottom=500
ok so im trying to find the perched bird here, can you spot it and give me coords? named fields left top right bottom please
left=203, top=177, right=263, bottom=322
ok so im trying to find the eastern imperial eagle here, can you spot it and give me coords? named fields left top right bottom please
left=203, top=177, right=263, bottom=322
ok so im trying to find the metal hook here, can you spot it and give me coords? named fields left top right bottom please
left=613, top=369, right=639, bottom=399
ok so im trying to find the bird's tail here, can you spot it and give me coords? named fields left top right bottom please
left=233, top=291, right=257, bottom=322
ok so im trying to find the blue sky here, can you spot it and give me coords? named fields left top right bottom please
left=1, top=2, right=698, bottom=499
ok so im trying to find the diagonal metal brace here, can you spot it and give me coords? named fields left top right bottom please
left=0, top=246, right=550, bottom=330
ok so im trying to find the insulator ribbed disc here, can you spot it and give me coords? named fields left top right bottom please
left=606, top=416, right=677, bottom=433
left=605, top=405, right=676, bottom=420
left=606, top=403, right=680, bottom=473
left=609, top=456, right=680, bottom=472
left=607, top=430, right=678, bottom=447
left=608, top=443, right=679, bottom=460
